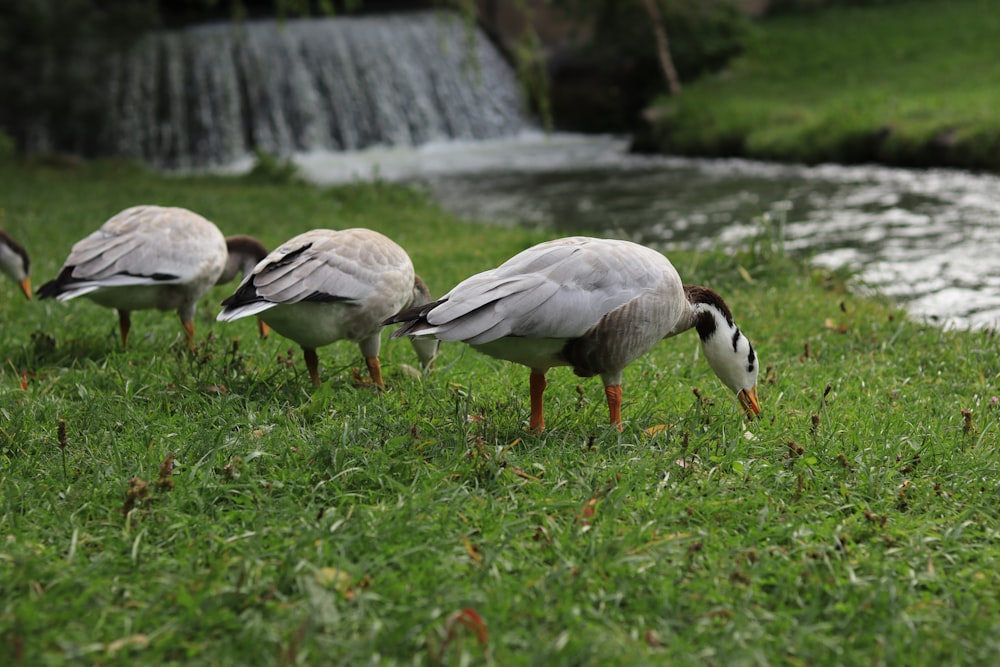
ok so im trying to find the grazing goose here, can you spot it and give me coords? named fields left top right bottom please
left=217, top=234, right=273, bottom=338
left=216, top=228, right=438, bottom=387
left=0, top=229, right=31, bottom=299
left=37, top=205, right=267, bottom=349
left=386, top=236, right=760, bottom=431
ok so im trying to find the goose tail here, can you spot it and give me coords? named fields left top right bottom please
left=384, top=298, right=446, bottom=338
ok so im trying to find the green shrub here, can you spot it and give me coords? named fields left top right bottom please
left=0, top=130, right=15, bottom=163
left=642, top=0, right=1000, bottom=171
left=242, top=150, right=304, bottom=185
left=766, top=0, right=917, bottom=14
left=567, top=0, right=754, bottom=83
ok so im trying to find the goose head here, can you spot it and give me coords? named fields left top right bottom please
left=0, top=230, right=31, bottom=299
left=219, top=235, right=269, bottom=285
left=686, top=285, right=760, bottom=418
left=407, top=274, right=440, bottom=371
left=220, top=235, right=270, bottom=337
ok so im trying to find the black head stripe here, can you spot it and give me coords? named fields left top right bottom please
left=747, top=343, right=756, bottom=373
left=686, top=284, right=742, bottom=346
left=684, top=285, right=734, bottom=325
left=0, top=229, right=30, bottom=272
left=693, top=310, right=717, bottom=341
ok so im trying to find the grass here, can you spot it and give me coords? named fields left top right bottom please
left=2, top=161, right=1000, bottom=666
left=642, top=0, right=1000, bottom=171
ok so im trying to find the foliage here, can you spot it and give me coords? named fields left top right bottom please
left=766, top=0, right=917, bottom=14
left=0, top=130, right=14, bottom=164
left=0, top=0, right=754, bottom=160
left=0, top=0, right=158, bottom=155
left=555, top=0, right=753, bottom=82
left=643, top=0, right=1000, bottom=171
left=243, top=150, right=305, bottom=185
left=2, top=163, right=1000, bottom=665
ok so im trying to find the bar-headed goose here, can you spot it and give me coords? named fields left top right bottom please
left=37, top=205, right=267, bottom=349
left=216, top=228, right=438, bottom=387
left=217, top=234, right=272, bottom=338
left=386, top=236, right=760, bottom=431
left=0, top=229, right=31, bottom=299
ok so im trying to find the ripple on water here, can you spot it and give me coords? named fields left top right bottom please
left=289, top=133, right=1000, bottom=329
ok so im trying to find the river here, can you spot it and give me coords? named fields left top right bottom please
left=292, top=132, right=1000, bottom=330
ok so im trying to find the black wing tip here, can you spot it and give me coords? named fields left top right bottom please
left=382, top=306, right=420, bottom=329
left=383, top=297, right=446, bottom=336
left=220, top=278, right=262, bottom=308
left=36, top=266, right=75, bottom=300
left=220, top=292, right=257, bottom=309
left=36, top=280, right=61, bottom=300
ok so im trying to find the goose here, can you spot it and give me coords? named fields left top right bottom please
left=37, top=205, right=268, bottom=349
left=0, top=229, right=31, bottom=299
left=217, top=234, right=273, bottom=339
left=385, top=236, right=760, bottom=431
left=216, top=228, right=439, bottom=388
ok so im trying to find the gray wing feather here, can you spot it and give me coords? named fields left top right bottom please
left=251, top=229, right=413, bottom=306
left=64, top=206, right=224, bottom=284
left=421, top=237, right=678, bottom=344
left=66, top=234, right=133, bottom=267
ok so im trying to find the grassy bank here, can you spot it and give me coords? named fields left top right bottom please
left=2, top=163, right=999, bottom=665
left=640, top=0, right=1000, bottom=171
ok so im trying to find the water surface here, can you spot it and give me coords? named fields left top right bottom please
left=295, top=133, right=1000, bottom=329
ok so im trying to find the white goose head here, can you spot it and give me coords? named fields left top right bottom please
left=217, top=235, right=270, bottom=338
left=0, top=229, right=31, bottom=299
left=685, top=285, right=760, bottom=418
left=406, top=274, right=440, bottom=370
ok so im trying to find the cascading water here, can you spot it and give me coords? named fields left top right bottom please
left=103, top=11, right=533, bottom=169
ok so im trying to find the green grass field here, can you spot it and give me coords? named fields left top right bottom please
left=2, top=162, right=999, bottom=665
left=643, top=0, right=1000, bottom=171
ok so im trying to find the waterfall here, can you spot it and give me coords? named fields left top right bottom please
left=104, top=11, right=533, bottom=169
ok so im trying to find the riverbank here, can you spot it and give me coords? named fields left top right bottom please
left=2, top=162, right=999, bottom=665
left=636, top=0, right=1000, bottom=172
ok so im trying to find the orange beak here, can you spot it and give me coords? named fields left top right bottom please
left=19, top=277, right=31, bottom=300
left=738, top=385, right=760, bottom=419
left=257, top=317, right=270, bottom=339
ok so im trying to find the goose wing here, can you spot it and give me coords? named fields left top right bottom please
left=419, top=237, right=678, bottom=345
left=218, top=229, right=414, bottom=320
left=39, top=206, right=225, bottom=299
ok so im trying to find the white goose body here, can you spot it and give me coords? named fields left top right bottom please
left=0, top=229, right=31, bottom=299
left=217, top=228, right=437, bottom=387
left=38, top=205, right=267, bottom=349
left=388, top=236, right=760, bottom=430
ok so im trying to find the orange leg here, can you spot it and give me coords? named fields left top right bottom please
left=365, top=356, right=385, bottom=390
left=118, top=311, right=132, bottom=348
left=304, top=348, right=321, bottom=386
left=182, top=319, right=196, bottom=351
left=605, top=385, right=623, bottom=431
left=257, top=317, right=270, bottom=339
left=529, top=371, right=547, bottom=433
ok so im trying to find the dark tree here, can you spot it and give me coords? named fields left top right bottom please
left=0, top=0, right=159, bottom=155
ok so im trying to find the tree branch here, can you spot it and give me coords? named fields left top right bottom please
left=640, top=0, right=682, bottom=96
